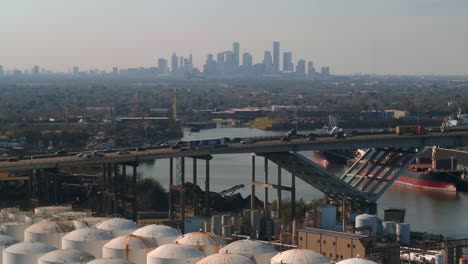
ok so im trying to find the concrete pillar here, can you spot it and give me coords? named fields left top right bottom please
left=113, top=164, right=119, bottom=214
left=277, top=165, right=282, bottom=219
left=193, top=158, right=198, bottom=216
left=264, top=157, right=269, bottom=215
left=205, top=159, right=210, bottom=218
left=132, top=165, right=137, bottom=222
left=122, top=165, right=127, bottom=217
left=291, top=155, right=296, bottom=220
left=107, top=164, right=113, bottom=214
left=181, top=157, right=185, bottom=221
left=250, top=154, right=256, bottom=231
left=169, top=158, right=174, bottom=221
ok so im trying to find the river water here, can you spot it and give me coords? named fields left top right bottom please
left=139, top=127, right=468, bottom=238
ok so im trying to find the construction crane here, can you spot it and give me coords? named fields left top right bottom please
left=218, top=184, right=245, bottom=198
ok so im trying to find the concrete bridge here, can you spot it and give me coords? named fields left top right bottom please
left=1, top=132, right=468, bottom=223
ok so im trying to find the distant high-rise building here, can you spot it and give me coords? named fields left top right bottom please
left=296, top=59, right=306, bottom=75
left=189, top=54, right=193, bottom=65
left=321, top=66, right=330, bottom=76
left=232, top=42, right=240, bottom=69
left=171, top=53, right=178, bottom=73
left=273, top=41, right=280, bottom=73
left=32, top=65, right=39, bottom=75
left=158, top=58, right=167, bottom=74
left=224, top=51, right=234, bottom=75
left=72, top=66, right=79, bottom=75
left=112, top=67, right=119, bottom=76
left=203, top=54, right=216, bottom=75
left=263, top=51, right=273, bottom=73
left=0, top=65, right=3, bottom=76
left=216, top=52, right=225, bottom=75
left=307, top=61, right=316, bottom=75
left=242, top=52, right=253, bottom=69
left=283, top=52, right=293, bottom=72
left=179, top=56, right=184, bottom=72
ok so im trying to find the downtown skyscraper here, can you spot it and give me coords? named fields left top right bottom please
left=273, top=41, right=280, bottom=73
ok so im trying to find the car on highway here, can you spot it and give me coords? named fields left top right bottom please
left=76, top=153, right=85, bottom=157
left=55, top=149, right=66, bottom=155
left=92, top=151, right=104, bottom=157
left=335, top=132, right=345, bottom=139
left=117, top=149, right=130, bottom=155
left=280, top=137, right=290, bottom=142
left=135, top=147, right=146, bottom=151
left=7, top=157, right=18, bottom=162
left=240, top=139, right=255, bottom=144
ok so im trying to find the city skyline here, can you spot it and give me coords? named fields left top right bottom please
left=1, top=1, right=468, bottom=75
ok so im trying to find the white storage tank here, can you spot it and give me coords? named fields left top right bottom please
left=24, top=220, right=74, bottom=249
left=197, top=253, right=252, bottom=264
left=132, top=225, right=181, bottom=245
left=0, top=222, right=30, bottom=241
left=220, top=238, right=276, bottom=264
left=147, top=244, right=205, bottom=264
left=73, top=217, right=111, bottom=229
left=355, top=214, right=378, bottom=236
left=103, top=234, right=156, bottom=264
left=2, top=241, right=55, bottom=264
left=175, top=231, right=226, bottom=256
left=25, top=215, right=45, bottom=224
left=96, top=218, right=140, bottom=236
left=381, top=221, right=396, bottom=236
left=8, top=211, right=32, bottom=222
left=35, top=206, right=73, bottom=217
left=53, top=211, right=92, bottom=220
left=61, top=228, right=115, bottom=258
left=0, top=234, right=19, bottom=264
left=38, top=249, right=95, bottom=264
left=397, top=223, right=410, bottom=245
left=270, top=249, right=329, bottom=264
left=88, top=258, right=135, bottom=264
left=317, top=205, right=337, bottom=229
left=336, top=258, right=377, bottom=264
left=0, top=208, right=19, bottom=219
left=184, top=217, right=205, bottom=234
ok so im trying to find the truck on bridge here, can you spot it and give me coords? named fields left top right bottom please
left=396, top=125, right=425, bottom=135
left=188, top=139, right=226, bottom=149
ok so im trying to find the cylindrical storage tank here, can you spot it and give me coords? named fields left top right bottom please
left=53, top=211, right=92, bottom=220
left=270, top=249, right=329, bottom=264
left=0, top=208, right=19, bottom=219
left=62, top=228, right=115, bottom=257
left=197, top=253, right=252, bottom=264
left=147, top=244, right=205, bottom=264
left=381, top=221, right=396, bottom=236
left=2, top=241, right=55, bottom=264
left=103, top=234, right=156, bottom=264
left=73, top=217, right=111, bottom=229
left=435, top=254, right=445, bottom=264
left=24, top=220, right=74, bottom=249
left=35, top=206, right=72, bottom=217
left=8, top=211, right=32, bottom=223
left=132, top=225, right=181, bottom=246
left=38, top=249, right=95, bottom=264
left=221, top=226, right=232, bottom=238
left=336, top=258, right=377, bottom=264
left=25, top=215, right=45, bottom=224
left=96, top=218, right=140, bottom=236
left=88, top=258, right=135, bottom=264
left=175, top=231, right=225, bottom=256
left=220, top=238, right=276, bottom=264
left=355, top=214, right=378, bottom=236
left=317, top=205, right=337, bottom=229
left=0, top=235, right=19, bottom=264
left=0, top=222, right=30, bottom=242
left=397, top=223, right=410, bottom=245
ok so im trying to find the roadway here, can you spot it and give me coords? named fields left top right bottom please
left=1, top=132, right=468, bottom=172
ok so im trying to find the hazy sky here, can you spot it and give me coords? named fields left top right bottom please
left=1, top=0, right=468, bottom=75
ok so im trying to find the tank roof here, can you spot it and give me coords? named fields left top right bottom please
left=132, top=224, right=181, bottom=239
left=95, top=218, right=140, bottom=231
left=104, top=234, right=156, bottom=250
left=336, top=258, right=378, bottom=264
left=4, top=241, right=56, bottom=254
left=62, top=227, right=115, bottom=241
left=38, top=249, right=95, bottom=262
left=25, top=220, right=74, bottom=234
left=271, top=249, right=329, bottom=264
left=196, top=253, right=253, bottom=264
left=147, top=244, right=205, bottom=259
left=175, top=231, right=225, bottom=246
left=87, top=258, right=135, bottom=264
left=0, top=234, right=18, bottom=246
left=219, top=239, right=276, bottom=257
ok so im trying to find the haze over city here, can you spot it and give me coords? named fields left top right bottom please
left=1, top=0, right=468, bottom=75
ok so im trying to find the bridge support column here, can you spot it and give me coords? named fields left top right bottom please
left=107, top=164, right=113, bottom=214
left=113, top=164, right=119, bottom=214
left=250, top=154, right=256, bottom=233
left=121, top=165, right=127, bottom=217
left=291, top=154, right=296, bottom=221
left=132, top=165, right=137, bottom=222
left=181, top=157, right=185, bottom=221
left=192, top=158, right=198, bottom=216
left=277, top=165, right=282, bottom=220
left=169, top=158, right=174, bottom=221
left=205, top=159, right=210, bottom=218
left=264, top=157, right=269, bottom=216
